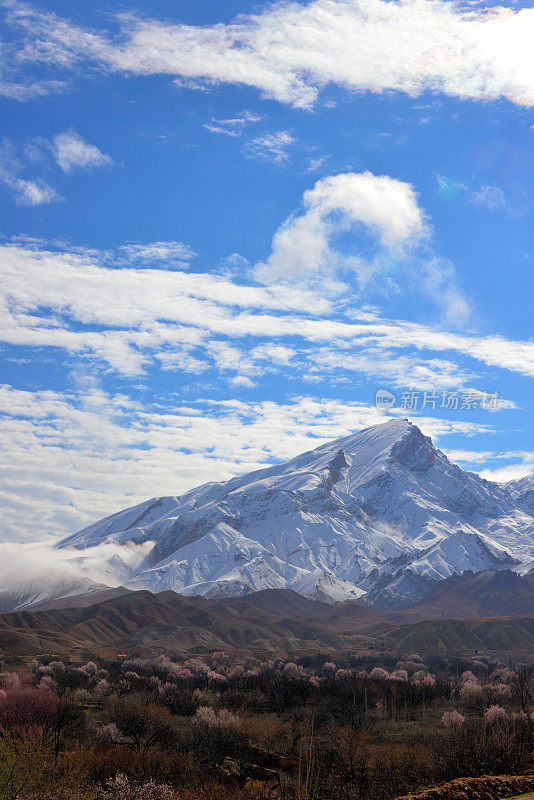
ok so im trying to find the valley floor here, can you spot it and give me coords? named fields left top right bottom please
left=1, top=641, right=534, bottom=800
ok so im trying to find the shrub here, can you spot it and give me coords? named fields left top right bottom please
left=0, top=688, right=57, bottom=738
left=79, top=746, right=194, bottom=787
left=106, top=701, right=177, bottom=756
left=95, top=774, right=173, bottom=800
left=0, top=737, right=92, bottom=800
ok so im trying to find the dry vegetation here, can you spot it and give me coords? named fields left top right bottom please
left=1, top=650, right=534, bottom=800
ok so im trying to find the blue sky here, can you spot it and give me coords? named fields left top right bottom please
left=0, top=0, right=533, bottom=542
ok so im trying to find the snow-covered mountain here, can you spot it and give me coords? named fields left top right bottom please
left=53, top=419, right=534, bottom=608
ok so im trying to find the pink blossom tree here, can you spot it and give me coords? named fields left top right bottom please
left=485, top=705, right=508, bottom=723
left=441, top=710, right=465, bottom=728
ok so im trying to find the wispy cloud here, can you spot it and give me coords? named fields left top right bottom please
left=203, top=111, right=262, bottom=137
left=0, top=38, right=68, bottom=100
left=0, top=238, right=533, bottom=383
left=0, top=76, right=67, bottom=101
left=479, top=459, right=534, bottom=483
left=118, top=241, right=196, bottom=269
left=438, top=176, right=508, bottom=210
left=471, top=184, right=507, bottom=210
left=51, top=129, right=113, bottom=173
left=445, top=450, right=534, bottom=482
left=10, top=176, right=59, bottom=205
left=306, top=347, right=474, bottom=391
left=243, top=130, right=295, bottom=163
left=0, top=138, right=60, bottom=205
left=4, top=1, right=534, bottom=109
left=0, top=130, right=112, bottom=204
left=306, top=155, right=329, bottom=173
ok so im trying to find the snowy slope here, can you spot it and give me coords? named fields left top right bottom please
left=49, top=419, right=533, bottom=608
left=0, top=576, right=106, bottom=614
left=507, top=475, right=534, bottom=515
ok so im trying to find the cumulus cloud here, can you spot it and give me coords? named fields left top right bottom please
left=4, top=0, right=534, bottom=109
left=156, top=350, right=208, bottom=374
left=252, top=171, right=474, bottom=327
left=51, top=129, right=113, bottom=173
left=253, top=171, right=426, bottom=282
left=231, top=375, right=256, bottom=388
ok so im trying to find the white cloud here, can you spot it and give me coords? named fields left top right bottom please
left=306, top=155, right=329, bottom=173
left=0, top=241, right=333, bottom=374
left=0, top=131, right=111, bottom=205
left=155, top=350, right=208, bottom=373
left=0, top=240, right=533, bottom=385
left=254, top=171, right=426, bottom=282
left=51, top=129, right=113, bottom=173
left=0, top=43, right=68, bottom=100
left=203, top=111, right=262, bottom=136
left=0, top=76, right=67, bottom=101
left=458, top=451, right=534, bottom=482
left=417, top=257, right=471, bottom=327
left=208, top=340, right=257, bottom=376
left=251, top=343, right=296, bottom=365
left=443, top=448, right=533, bottom=475
left=0, top=539, right=152, bottom=592
left=479, top=463, right=534, bottom=483
left=6, top=0, right=534, bottom=109
left=0, top=139, right=61, bottom=205
left=231, top=375, right=256, bottom=388
left=119, top=241, right=196, bottom=268
left=11, top=176, right=60, bottom=205
left=307, top=347, right=473, bottom=391
left=305, top=171, right=427, bottom=246
left=438, top=176, right=508, bottom=212
left=471, top=184, right=507, bottom=210
left=243, top=130, right=295, bottom=163
left=443, top=450, right=496, bottom=465
left=218, top=252, right=250, bottom=277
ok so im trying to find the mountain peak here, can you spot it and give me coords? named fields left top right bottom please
left=390, top=422, right=436, bottom=472
left=331, top=417, right=412, bottom=454
left=274, top=417, right=416, bottom=475
left=293, top=417, right=425, bottom=488
left=49, top=417, right=534, bottom=610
